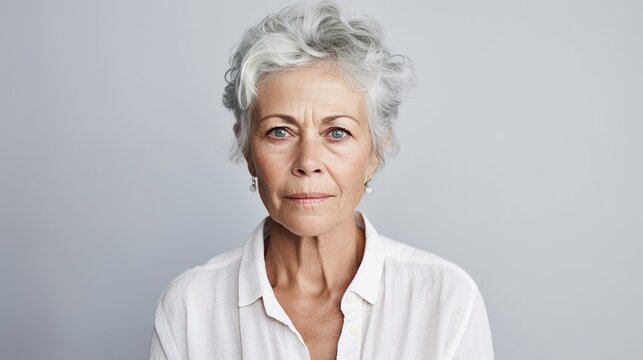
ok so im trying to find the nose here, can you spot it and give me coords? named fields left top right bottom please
left=291, top=135, right=323, bottom=177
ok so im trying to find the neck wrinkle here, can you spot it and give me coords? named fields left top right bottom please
left=264, top=215, right=365, bottom=298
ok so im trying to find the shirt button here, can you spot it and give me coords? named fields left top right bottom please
left=349, top=324, right=359, bottom=335
left=346, top=292, right=356, bottom=303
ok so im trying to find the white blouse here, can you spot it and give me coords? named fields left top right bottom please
left=149, top=212, right=494, bottom=360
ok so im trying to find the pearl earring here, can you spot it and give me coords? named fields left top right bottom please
left=249, top=176, right=257, bottom=192
left=364, top=179, right=372, bottom=194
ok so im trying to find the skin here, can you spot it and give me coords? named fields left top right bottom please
left=245, top=61, right=381, bottom=359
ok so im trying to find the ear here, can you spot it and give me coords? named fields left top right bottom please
left=366, top=149, right=381, bottom=179
left=366, top=128, right=391, bottom=176
left=243, top=110, right=261, bottom=178
left=245, top=151, right=257, bottom=177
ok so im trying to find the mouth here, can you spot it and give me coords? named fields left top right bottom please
left=285, top=193, right=332, bottom=204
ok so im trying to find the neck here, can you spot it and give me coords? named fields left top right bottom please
left=264, top=213, right=365, bottom=299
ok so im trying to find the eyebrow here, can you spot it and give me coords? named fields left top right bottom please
left=258, top=114, right=360, bottom=125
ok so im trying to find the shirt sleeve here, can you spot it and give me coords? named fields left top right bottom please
left=149, top=329, right=168, bottom=360
left=149, top=301, right=181, bottom=360
left=449, top=290, right=495, bottom=360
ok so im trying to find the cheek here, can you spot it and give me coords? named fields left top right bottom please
left=254, top=162, right=286, bottom=215
left=329, top=149, right=370, bottom=191
left=255, top=155, right=287, bottom=188
left=251, top=138, right=285, bottom=174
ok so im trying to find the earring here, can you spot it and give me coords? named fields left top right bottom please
left=249, top=176, right=257, bottom=192
left=364, top=179, right=372, bottom=194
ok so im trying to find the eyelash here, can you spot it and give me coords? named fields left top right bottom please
left=266, top=127, right=352, bottom=141
left=327, top=127, right=352, bottom=141
left=267, top=127, right=290, bottom=138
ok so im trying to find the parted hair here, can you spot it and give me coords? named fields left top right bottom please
left=223, top=0, right=414, bottom=166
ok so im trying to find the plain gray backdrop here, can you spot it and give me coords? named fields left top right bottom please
left=1, top=0, right=641, bottom=359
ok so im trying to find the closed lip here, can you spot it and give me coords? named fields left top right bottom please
left=285, top=193, right=332, bottom=199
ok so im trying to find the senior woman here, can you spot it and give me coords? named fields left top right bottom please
left=149, top=1, right=493, bottom=359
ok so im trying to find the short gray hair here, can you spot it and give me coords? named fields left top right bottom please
left=222, top=0, right=414, bottom=166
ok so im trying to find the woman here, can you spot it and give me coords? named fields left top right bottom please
left=149, top=1, right=494, bottom=359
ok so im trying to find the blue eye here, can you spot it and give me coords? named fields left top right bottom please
left=270, top=127, right=288, bottom=138
left=330, top=128, right=348, bottom=139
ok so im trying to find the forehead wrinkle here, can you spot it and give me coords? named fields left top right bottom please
left=254, top=66, right=367, bottom=128
left=257, top=114, right=362, bottom=129
left=258, top=100, right=361, bottom=125
left=258, top=93, right=363, bottom=121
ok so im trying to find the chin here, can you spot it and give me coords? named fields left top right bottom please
left=271, top=213, right=335, bottom=238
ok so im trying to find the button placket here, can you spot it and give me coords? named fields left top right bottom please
left=349, top=323, right=359, bottom=336
left=346, top=292, right=357, bottom=304
left=337, top=291, right=363, bottom=359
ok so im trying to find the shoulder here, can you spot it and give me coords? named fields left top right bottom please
left=151, top=247, right=245, bottom=358
left=156, top=247, right=243, bottom=313
left=376, top=235, right=490, bottom=350
left=378, top=235, right=494, bottom=359
left=378, top=234, right=481, bottom=297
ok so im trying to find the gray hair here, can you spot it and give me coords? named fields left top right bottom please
left=222, top=0, right=414, bottom=167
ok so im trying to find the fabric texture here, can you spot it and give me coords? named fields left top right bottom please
left=149, top=212, right=494, bottom=360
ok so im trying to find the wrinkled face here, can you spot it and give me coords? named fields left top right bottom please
left=246, top=62, right=380, bottom=237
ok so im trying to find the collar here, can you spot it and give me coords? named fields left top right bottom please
left=238, top=211, right=385, bottom=307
